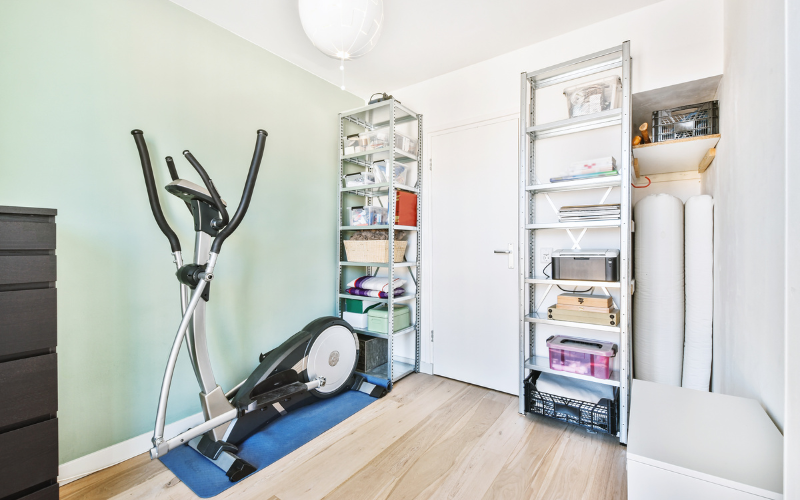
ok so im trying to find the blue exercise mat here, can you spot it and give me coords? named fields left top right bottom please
left=160, top=385, right=383, bottom=498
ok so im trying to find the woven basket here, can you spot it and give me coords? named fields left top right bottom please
left=343, top=240, right=407, bottom=263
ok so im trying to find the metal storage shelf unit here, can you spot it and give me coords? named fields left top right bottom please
left=518, top=43, right=633, bottom=443
left=337, top=99, right=422, bottom=387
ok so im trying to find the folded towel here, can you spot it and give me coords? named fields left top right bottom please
left=346, top=276, right=406, bottom=292
left=346, top=287, right=405, bottom=299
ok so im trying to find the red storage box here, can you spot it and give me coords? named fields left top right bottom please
left=546, top=335, right=616, bottom=380
left=395, top=192, right=417, bottom=226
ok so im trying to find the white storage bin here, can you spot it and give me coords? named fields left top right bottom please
left=563, top=76, right=622, bottom=118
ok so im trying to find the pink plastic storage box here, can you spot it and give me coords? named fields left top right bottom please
left=546, top=335, right=617, bottom=379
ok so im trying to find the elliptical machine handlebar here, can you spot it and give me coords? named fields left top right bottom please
left=210, top=129, right=267, bottom=254
left=130, top=129, right=268, bottom=255
left=130, top=130, right=182, bottom=253
left=182, top=150, right=230, bottom=229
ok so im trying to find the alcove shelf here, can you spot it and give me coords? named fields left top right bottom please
left=633, top=134, right=721, bottom=176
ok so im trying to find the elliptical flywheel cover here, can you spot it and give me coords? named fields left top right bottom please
left=305, top=325, right=358, bottom=394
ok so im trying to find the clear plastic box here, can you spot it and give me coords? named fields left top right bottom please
left=369, top=206, right=389, bottom=225
left=349, top=206, right=390, bottom=226
left=349, top=206, right=370, bottom=226
left=359, top=131, right=417, bottom=156
left=343, top=135, right=367, bottom=155
left=546, top=335, right=617, bottom=380
left=372, top=161, right=408, bottom=186
left=563, top=76, right=622, bottom=118
left=343, top=172, right=376, bottom=187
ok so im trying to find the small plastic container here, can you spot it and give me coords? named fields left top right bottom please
left=343, top=135, right=367, bottom=155
left=360, top=131, right=390, bottom=151
left=563, top=76, right=621, bottom=118
left=348, top=206, right=389, bottom=226
left=359, top=131, right=417, bottom=156
left=343, top=172, right=376, bottom=187
left=546, top=335, right=617, bottom=379
left=349, top=206, right=370, bottom=226
left=373, top=161, right=409, bottom=186
left=394, top=133, right=418, bottom=156
left=369, top=206, right=389, bottom=225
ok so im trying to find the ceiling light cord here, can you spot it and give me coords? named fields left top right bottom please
left=340, top=56, right=345, bottom=90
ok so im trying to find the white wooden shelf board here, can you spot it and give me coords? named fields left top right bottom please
left=525, top=356, right=620, bottom=387
left=633, top=134, right=720, bottom=175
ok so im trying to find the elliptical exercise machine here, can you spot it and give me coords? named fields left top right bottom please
left=131, top=129, right=383, bottom=482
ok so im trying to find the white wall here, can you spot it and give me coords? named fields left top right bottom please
left=389, top=0, right=722, bottom=369
left=701, top=0, right=786, bottom=431
left=784, top=0, right=799, bottom=496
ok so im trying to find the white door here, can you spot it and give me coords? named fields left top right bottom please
left=431, top=117, right=519, bottom=394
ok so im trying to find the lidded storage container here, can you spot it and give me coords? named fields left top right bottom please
left=546, top=335, right=617, bottom=380
left=359, top=131, right=418, bottom=156
left=368, top=304, right=411, bottom=333
left=563, top=76, right=622, bottom=118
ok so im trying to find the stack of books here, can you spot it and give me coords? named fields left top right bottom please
left=550, top=156, right=618, bottom=183
left=558, top=204, right=621, bottom=222
left=548, top=293, right=619, bottom=327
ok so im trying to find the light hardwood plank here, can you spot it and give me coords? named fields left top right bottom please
left=383, top=392, right=509, bottom=500
left=229, top=376, right=468, bottom=500
left=425, top=396, right=530, bottom=500
left=482, top=416, right=568, bottom=500
left=60, top=453, right=166, bottom=500
left=62, top=375, right=627, bottom=500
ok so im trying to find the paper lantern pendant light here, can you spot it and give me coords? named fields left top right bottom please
left=298, top=0, right=384, bottom=61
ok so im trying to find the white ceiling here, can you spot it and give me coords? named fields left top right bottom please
left=170, top=0, right=665, bottom=99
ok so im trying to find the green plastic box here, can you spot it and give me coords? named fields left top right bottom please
left=367, top=304, right=411, bottom=333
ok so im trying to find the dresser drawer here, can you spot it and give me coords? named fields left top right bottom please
left=0, top=418, right=58, bottom=498
left=0, top=354, right=57, bottom=430
left=15, top=483, right=59, bottom=500
left=0, top=220, right=56, bottom=251
left=0, top=289, right=57, bottom=357
left=0, top=255, right=56, bottom=285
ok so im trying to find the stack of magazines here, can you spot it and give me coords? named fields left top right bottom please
left=558, top=204, right=621, bottom=222
left=550, top=156, right=618, bottom=183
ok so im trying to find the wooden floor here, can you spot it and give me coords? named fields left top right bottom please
left=60, top=374, right=627, bottom=500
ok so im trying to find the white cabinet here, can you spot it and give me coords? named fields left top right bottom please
left=627, top=380, right=783, bottom=500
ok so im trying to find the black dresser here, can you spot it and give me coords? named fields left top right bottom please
left=0, top=206, right=58, bottom=500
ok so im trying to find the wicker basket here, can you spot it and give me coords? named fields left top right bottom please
left=343, top=240, right=407, bottom=263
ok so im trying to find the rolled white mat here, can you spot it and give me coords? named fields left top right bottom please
left=682, top=195, right=714, bottom=391
left=633, top=194, right=685, bottom=386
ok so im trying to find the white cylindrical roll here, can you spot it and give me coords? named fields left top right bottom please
left=682, top=195, right=714, bottom=391
left=633, top=194, right=685, bottom=386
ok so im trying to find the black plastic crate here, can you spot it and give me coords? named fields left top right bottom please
left=524, top=371, right=618, bottom=435
left=652, top=100, right=719, bottom=142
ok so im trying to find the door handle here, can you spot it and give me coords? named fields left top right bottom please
left=493, top=244, right=514, bottom=269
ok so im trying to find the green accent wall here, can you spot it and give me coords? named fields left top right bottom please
left=0, top=0, right=362, bottom=464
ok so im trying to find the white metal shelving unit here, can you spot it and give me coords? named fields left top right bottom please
left=518, top=42, right=634, bottom=443
left=337, top=99, right=422, bottom=388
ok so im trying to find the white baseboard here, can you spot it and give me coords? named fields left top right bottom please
left=57, top=412, right=204, bottom=485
